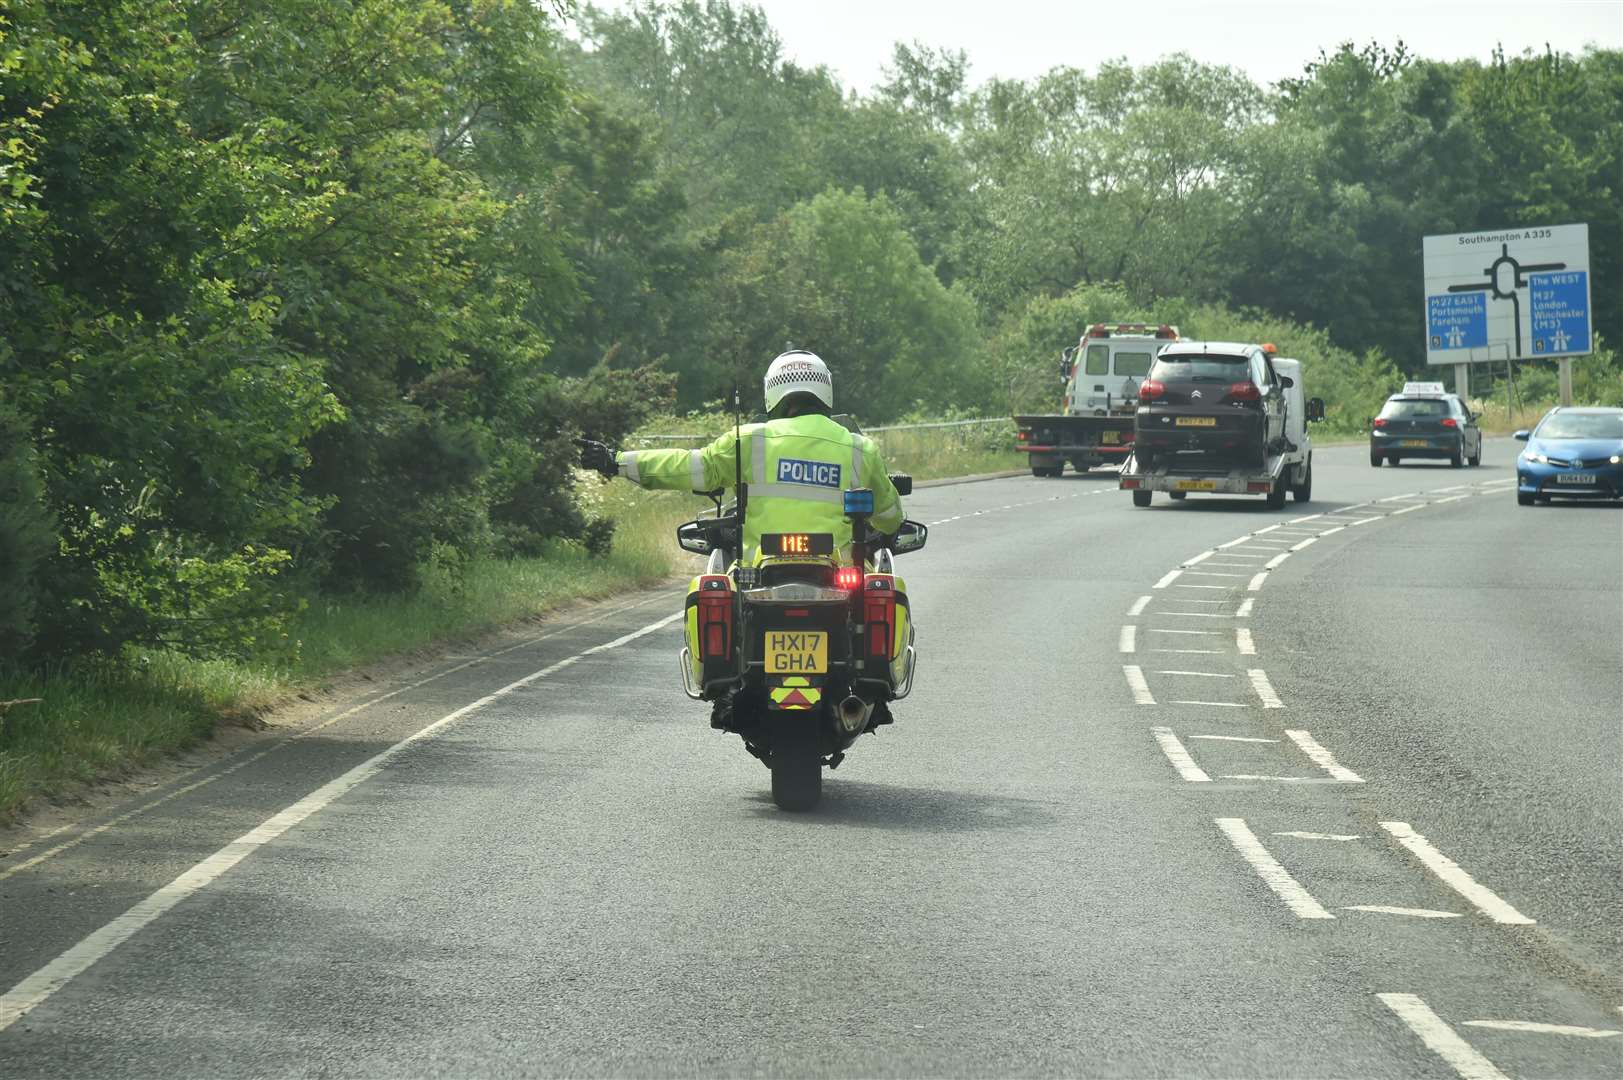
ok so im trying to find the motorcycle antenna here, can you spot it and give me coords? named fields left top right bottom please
left=732, top=382, right=746, bottom=534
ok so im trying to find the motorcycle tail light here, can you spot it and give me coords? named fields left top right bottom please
left=835, top=567, right=863, bottom=590
left=696, top=574, right=733, bottom=661
left=864, top=575, right=896, bottom=660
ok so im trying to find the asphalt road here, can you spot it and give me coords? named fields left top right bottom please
left=2, top=439, right=1620, bottom=1078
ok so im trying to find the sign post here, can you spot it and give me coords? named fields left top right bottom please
left=1423, top=224, right=1592, bottom=406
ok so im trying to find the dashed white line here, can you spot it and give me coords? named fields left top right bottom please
left=1318, top=526, right=1345, bottom=537
left=1248, top=669, right=1284, bottom=708
left=1151, top=727, right=1212, bottom=782
left=1173, top=700, right=1250, bottom=708
left=1118, top=625, right=1136, bottom=653
left=1235, top=628, right=1256, bottom=655
left=1346, top=905, right=1462, bottom=919
left=1128, top=595, right=1151, bottom=616
left=1174, top=584, right=1229, bottom=590
left=1274, top=831, right=1361, bottom=841
left=1379, top=822, right=1534, bottom=925
left=1184, top=570, right=1249, bottom=578
left=1462, top=1021, right=1621, bottom=1038
left=1378, top=994, right=1510, bottom=1080
left=1347, top=515, right=1381, bottom=526
left=1289, top=536, right=1319, bottom=552
left=1153, top=649, right=1223, bottom=654
left=1391, top=503, right=1425, bottom=515
left=1216, top=818, right=1334, bottom=919
left=1183, top=550, right=1215, bottom=566
left=1156, top=670, right=1235, bottom=678
left=1155, top=611, right=1238, bottom=619
left=1247, top=572, right=1268, bottom=592
left=1253, top=524, right=1281, bottom=534
left=1285, top=729, right=1362, bottom=782
left=1195, top=735, right=1277, bottom=743
left=1149, top=628, right=1220, bottom=635
left=1435, top=493, right=1472, bottom=504
left=1287, top=513, right=1324, bottom=523
left=1378, top=493, right=1421, bottom=503
left=1152, top=569, right=1183, bottom=589
left=1123, top=665, right=1156, bottom=705
left=1235, top=598, right=1254, bottom=617
left=1264, top=553, right=1291, bottom=569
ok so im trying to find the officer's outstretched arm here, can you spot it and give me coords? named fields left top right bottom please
left=617, top=430, right=742, bottom=493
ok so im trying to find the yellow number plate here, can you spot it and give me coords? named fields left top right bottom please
left=1175, top=417, right=1218, bottom=427
left=1401, top=439, right=1428, bottom=447
left=765, top=631, right=827, bottom=674
left=1175, top=479, right=1218, bottom=491
left=1102, top=431, right=1119, bottom=444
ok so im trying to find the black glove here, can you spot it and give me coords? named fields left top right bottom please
left=576, top=438, right=619, bottom=478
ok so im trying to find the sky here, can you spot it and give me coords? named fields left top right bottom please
left=591, top=0, right=1623, bottom=92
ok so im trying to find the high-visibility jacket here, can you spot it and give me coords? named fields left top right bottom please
left=617, top=413, right=904, bottom=560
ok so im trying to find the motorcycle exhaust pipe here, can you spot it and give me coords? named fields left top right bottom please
left=837, top=694, right=871, bottom=735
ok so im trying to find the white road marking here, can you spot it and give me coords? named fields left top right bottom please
left=1124, top=665, right=1156, bottom=705
left=1378, top=493, right=1421, bottom=503
left=1153, top=569, right=1183, bottom=589
left=1164, top=598, right=1229, bottom=604
left=1289, top=536, right=1319, bottom=551
left=1253, top=524, right=1281, bottom=534
left=1217, top=537, right=1259, bottom=550
left=1221, top=775, right=1347, bottom=783
left=1463, top=1021, right=1621, bottom=1038
left=1248, top=669, right=1284, bottom=708
left=1236, top=538, right=1292, bottom=546
left=1151, top=728, right=1212, bottom=782
left=1347, top=516, right=1381, bottom=526
left=1215, top=818, right=1334, bottom=919
left=0, top=610, right=686, bottom=1034
left=1345, top=905, right=1462, bottom=919
left=1236, top=628, right=1256, bottom=655
left=1379, top=822, right=1534, bottom=925
left=1183, top=550, right=1215, bottom=566
left=1185, top=570, right=1249, bottom=577
left=1264, top=553, right=1291, bottom=569
left=1118, top=625, right=1136, bottom=653
left=1378, top=994, right=1510, bottom=1080
left=1235, top=598, right=1254, bottom=617
left=1173, top=700, right=1250, bottom=708
left=1195, top=735, right=1277, bottom=743
left=1247, top=572, right=1268, bottom=591
left=1128, top=595, right=1151, bottom=616
left=1149, top=628, right=1219, bottom=635
left=1155, top=611, right=1238, bottom=619
left=1391, top=503, right=1425, bottom=515
left=1435, top=484, right=1469, bottom=492
left=1274, top=831, right=1361, bottom=841
left=1153, top=649, right=1223, bottom=654
left=1287, top=512, right=1324, bottom=523
left=1435, top=493, right=1472, bottom=504
left=1175, top=584, right=1229, bottom=590
left=1156, top=670, right=1235, bottom=678
left=1285, top=730, right=1362, bottom=782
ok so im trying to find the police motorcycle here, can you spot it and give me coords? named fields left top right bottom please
left=676, top=472, right=927, bottom=811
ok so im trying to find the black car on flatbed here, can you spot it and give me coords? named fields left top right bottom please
left=1134, top=341, right=1291, bottom=469
left=1369, top=382, right=1482, bottom=468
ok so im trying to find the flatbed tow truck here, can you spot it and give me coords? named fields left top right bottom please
left=1118, top=357, right=1325, bottom=508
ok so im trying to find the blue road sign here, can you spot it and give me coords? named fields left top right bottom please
left=1529, top=271, right=1590, bottom=356
left=1427, top=292, right=1487, bottom=351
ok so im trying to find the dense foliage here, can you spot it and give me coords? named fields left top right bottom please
left=1, top=0, right=1617, bottom=666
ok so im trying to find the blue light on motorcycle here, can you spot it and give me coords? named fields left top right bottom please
left=844, top=488, right=875, bottom=515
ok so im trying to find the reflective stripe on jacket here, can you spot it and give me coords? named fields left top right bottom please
left=617, top=414, right=904, bottom=559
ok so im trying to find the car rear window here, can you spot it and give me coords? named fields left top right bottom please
left=1113, top=351, right=1153, bottom=377
left=1379, top=398, right=1449, bottom=418
left=1150, top=354, right=1249, bottom=380
left=1535, top=412, right=1623, bottom=439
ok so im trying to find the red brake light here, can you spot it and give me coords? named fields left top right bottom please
left=1440, top=417, right=1458, bottom=428
left=1226, top=382, right=1262, bottom=402
left=1372, top=418, right=1388, bottom=428
left=1139, top=380, right=1166, bottom=401
left=835, top=567, right=862, bottom=590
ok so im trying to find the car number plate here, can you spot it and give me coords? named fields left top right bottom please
left=1556, top=473, right=1596, bottom=485
left=1401, top=439, right=1429, bottom=447
left=1174, top=417, right=1217, bottom=427
left=1175, top=479, right=1217, bottom=491
left=764, top=631, right=827, bottom=674
left=1102, top=431, right=1119, bottom=444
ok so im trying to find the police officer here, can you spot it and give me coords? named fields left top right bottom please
left=579, top=351, right=905, bottom=559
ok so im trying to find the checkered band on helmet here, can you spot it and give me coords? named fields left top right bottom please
left=764, top=350, right=833, bottom=412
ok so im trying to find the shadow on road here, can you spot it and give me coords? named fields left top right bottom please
left=744, top=780, right=1059, bottom=832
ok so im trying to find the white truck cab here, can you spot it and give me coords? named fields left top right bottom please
left=1062, top=323, right=1181, bottom=415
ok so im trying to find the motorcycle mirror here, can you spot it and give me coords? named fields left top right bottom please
left=892, top=520, right=928, bottom=555
left=889, top=474, right=913, bottom=497
left=676, top=520, right=714, bottom=555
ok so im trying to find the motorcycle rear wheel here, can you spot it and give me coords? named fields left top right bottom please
left=770, top=748, right=822, bottom=811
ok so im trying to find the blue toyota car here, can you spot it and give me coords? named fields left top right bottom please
left=1515, top=406, right=1623, bottom=506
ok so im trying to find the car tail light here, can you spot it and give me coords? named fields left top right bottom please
left=1372, top=418, right=1388, bottom=428
left=1017, top=429, right=1029, bottom=442
left=696, top=575, right=733, bottom=661
left=835, top=567, right=862, bottom=590
left=1440, top=417, right=1458, bottom=428
left=864, top=575, right=896, bottom=659
left=1139, top=380, right=1166, bottom=401
left=1226, top=382, right=1261, bottom=402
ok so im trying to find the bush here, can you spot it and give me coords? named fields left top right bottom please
left=0, top=404, right=57, bottom=657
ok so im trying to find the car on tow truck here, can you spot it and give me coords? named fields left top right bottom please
left=1514, top=406, right=1623, bottom=505
left=1369, top=382, right=1482, bottom=468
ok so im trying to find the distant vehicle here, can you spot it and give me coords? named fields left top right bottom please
left=1015, top=323, right=1178, bottom=477
left=1514, top=406, right=1623, bottom=506
left=1121, top=354, right=1325, bottom=509
left=1369, top=382, right=1482, bottom=468
left=1133, top=341, right=1292, bottom=470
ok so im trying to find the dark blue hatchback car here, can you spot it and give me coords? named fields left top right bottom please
left=1515, top=407, right=1623, bottom=506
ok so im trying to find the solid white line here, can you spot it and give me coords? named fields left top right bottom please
left=1285, top=730, right=1362, bottom=782
left=1236, top=538, right=1292, bottom=546
left=1264, top=553, right=1291, bottom=569
left=0, top=610, right=685, bottom=1033
left=1378, top=994, right=1510, bottom=1080
left=1151, top=727, right=1212, bottom=782
left=1221, top=775, right=1347, bottom=783
left=1174, top=584, right=1229, bottom=590
left=1346, top=905, right=1462, bottom=918
left=1274, top=831, right=1361, bottom=840
left=1379, top=822, right=1534, bottom=924
left=1289, top=537, right=1319, bottom=552
left=1124, top=665, right=1156, bottom=705
left=1149, top=628, right=1220, bottom=635
left=1173, top=700, right=1250, bottom=708
left=1153, top=649, right=1223, bottom=654
left=1153, top=569, right=1183, bottom=589
left=1215, top=818, right=1334, bottom=919
left=1118, top=625, right=1137, bottom=653
left=1205, top=554, right=1268, bottom=561
left=1247, top=572, right=1268, bottom=591
left=1155, top=670, right=1235, bottom=678
left=1236, top=598, right=1254, bottom=617
left=1462, top=1021, right=1621, bottom=1038
left=1183, top=550, right=1215, bottom=566
left=1248, top=669, right=1284, bottom=708
left=1165, top=599, right=1230, bottom=604
left=1236, top=628, right=1256, bottom=655
left=1194, top=734, right=1277, bottom=743
left=1155, top=611, right=1237, bottom=619
left=1128, top=595, right=1151, bottom=616
left=1185, top=570, right=1249, bottom=577
left=1392, top=503, right=1425, bottom=515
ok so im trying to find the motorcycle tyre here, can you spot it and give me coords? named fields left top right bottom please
left=770, top=748, right=822, bottom=811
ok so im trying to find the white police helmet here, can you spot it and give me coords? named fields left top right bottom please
left=764, top=350, right=833, bottom=414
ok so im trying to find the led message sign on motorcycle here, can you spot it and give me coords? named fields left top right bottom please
left=761, top=532, right=834, bottom=557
